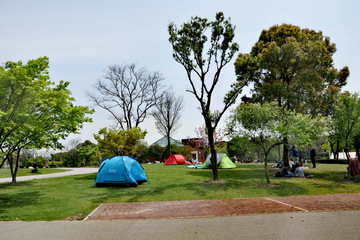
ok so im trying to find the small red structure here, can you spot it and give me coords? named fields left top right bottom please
left=164, top=155, right=191, bottom=165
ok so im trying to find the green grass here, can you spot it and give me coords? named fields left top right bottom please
left=0, top=168, right=69, bottom=179
left=0, top=163, right=359, bottom=221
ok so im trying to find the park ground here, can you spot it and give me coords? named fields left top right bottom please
left=0, top=163, right=359, bottom=221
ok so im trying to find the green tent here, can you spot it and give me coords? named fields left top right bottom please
left=201, top=153, right=236, bottom=169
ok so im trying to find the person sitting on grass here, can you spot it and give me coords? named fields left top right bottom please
left=293, top=161, right=313, bottom=178
left=274, top=166, right=290, bottom=177
left=274, top=162, right=313, bottom=178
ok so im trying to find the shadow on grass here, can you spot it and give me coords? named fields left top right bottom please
left=0, top=181, right=34, bottom=189
left=0, top=190, right=42, bottom=215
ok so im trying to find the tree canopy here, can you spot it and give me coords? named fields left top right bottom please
left=0, top=56, right=93, bottom=182
left=234, top=24, right=349, bottom=165
left=94, top=127, right=147, bottom=158
left=235, top=23, right=349, bottom=115
left=87, top=63, right=165, bottom=130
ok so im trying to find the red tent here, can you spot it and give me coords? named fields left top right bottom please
left=164, top=155, right=191, bottom=165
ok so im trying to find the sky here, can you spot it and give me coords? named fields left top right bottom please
left=1, top=0, right=359, bottom=150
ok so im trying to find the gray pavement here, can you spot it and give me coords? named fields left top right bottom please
left=1, top=210, right=360, bottom=240
left=0, top=168, right=98, bottom=183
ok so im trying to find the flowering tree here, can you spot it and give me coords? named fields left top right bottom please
left=188, top=125, right=225, bottom=161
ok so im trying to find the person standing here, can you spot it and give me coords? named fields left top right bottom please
left=310, top=148, right=316, bottom=168
left=291, top=146, right=299, bottom=163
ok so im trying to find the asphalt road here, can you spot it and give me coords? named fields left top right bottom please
left=2, top=210, right=360, bottom=240
left=0, top=168, right=98, bottom=183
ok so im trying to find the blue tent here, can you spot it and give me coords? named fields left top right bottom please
left=95, top=156, right=149, bottom=187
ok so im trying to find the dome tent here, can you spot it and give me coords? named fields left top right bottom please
left=164, top=154, right=191, bottom=165
left=95, top=156, right=149, bottom=187
left=201, top=153, right=236, bottom=169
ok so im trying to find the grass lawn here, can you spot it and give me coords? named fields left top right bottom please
left=0, top=168, right=69, bottom=179
left=0, top=163, right=359, bottom=221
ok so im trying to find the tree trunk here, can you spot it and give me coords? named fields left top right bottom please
left=345, top=151, right=351, bottom=180
left=0, top=158, right=6, bottom=169
left=207, top=125, right=219, bottom=180
left=13, top=150, right=20, bottom=183
left=336, top=140, right=340, bottom=164
left=264, top=151, right=270, bottom=184
left=299, top=151, right=303, bottom=162
left=335, top=152, right=339, bottom=163
left=9, top=155, right=15, bottom=183
left=283, top=139, right=289, bottom=166
left=355, top=144, right=360, bottom=161
left=167, top=134, right=171, bottom=156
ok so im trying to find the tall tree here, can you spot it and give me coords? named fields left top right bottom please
left=168, top=12, right=247, bottom=180
left=235, top=24, right=350, bottom=166
left=0, top=57, right=93, bottom=183
left=87, top=63, right=165, bottom=130
left=151, top=91, right=184, bottom=156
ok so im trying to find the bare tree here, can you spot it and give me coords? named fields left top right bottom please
left=151, top=91, right=184, bottom=156
left=65, top=138, right=81, bottom=167
left=87, top=63, right=165, bottom=130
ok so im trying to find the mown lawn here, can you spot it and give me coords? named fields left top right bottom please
left=0, top=168, right=69, bottom=179
left=0, top=163, right=359, bottom=221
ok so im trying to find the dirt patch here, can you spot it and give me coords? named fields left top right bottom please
left=257, top=183, right=280, bottom=188
left=201, top=179, right=228, bottom=184
left=64, top=213, right=84, bottom=221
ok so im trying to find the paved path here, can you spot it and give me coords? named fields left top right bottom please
left=2, top=210, right=360, bottom=240
left=87, top=193, right=360, bottom=220
left=0, top=168, right=98, bottom=183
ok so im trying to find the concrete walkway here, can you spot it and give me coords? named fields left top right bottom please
left=0, top=168, right=98, bottom=183
left=2, top=210, right=360, bottom=240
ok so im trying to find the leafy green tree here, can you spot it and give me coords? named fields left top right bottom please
left=94, top=127, right=147, bottom=158
left=227, top=102, right=326, bottom=184
left=0, top=57, right=93, bottom=183
left=235, top=24, right=349, bottom=166
left=330, top=93, right=360, bottom=180
left=147, top=144, right=164, bottom=161
left=151, top=91, right=184, bottom=156
left=168, top=12, right=248, bottom=180
left=133, top=141, right=148, bottom=163
left=215, top=142, right=228, bottom=155
left=76, top=140, right=99, bottom=166
left=226, top=136, right=252, bottom=159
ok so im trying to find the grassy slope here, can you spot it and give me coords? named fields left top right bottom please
left=0, top=163, right=359, bottom=221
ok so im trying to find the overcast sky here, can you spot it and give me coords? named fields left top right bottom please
left=1, top=0, right=359, bottom=148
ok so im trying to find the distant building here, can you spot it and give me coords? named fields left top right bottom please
left=181, top=138, right=206, bottom=163
left=150, top=136, right=185, bottom=147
